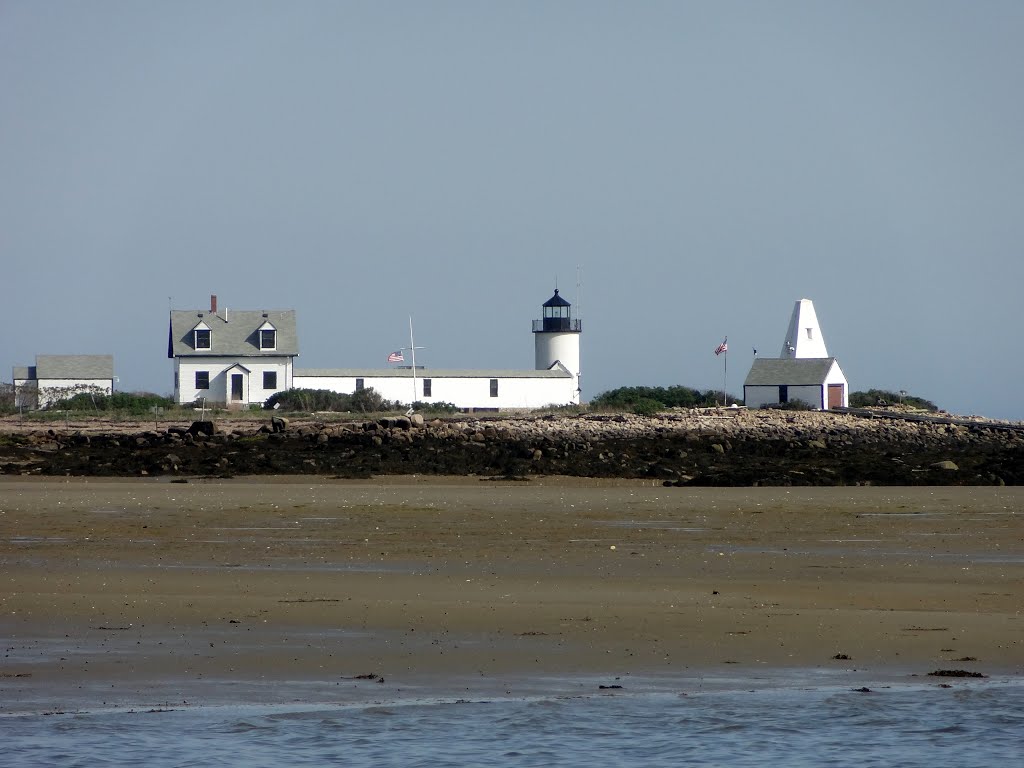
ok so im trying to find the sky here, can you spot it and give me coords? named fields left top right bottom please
left=2, top=1, right=1022, bottom=419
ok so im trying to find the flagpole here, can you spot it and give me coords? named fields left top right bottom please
left=723, top=346, right=727, bottom=407
left=408, top=316, right=417, bottom=417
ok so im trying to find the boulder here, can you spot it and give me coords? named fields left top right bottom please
left=189, top=421, right=217, bottom=436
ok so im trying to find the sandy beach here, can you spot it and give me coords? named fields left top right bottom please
left=1, top=476, right=1021, bottom=710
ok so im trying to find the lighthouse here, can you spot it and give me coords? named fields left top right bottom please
left=533, top=288, right=582, bottom=400
left=780, top=298, right=829, bottom=358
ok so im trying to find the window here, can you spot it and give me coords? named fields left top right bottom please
left=194, top=329, right=211, bottom=349
left=260, top=329, right=277, bottom=350
left=490, top=378, right=499, bottom=398
left=422, top=379, right=432, bottom=397
left=196, top=371, right=210, bottom=389
left=355, top=378, right=364, bottom=391
left=806, top=327, right=813, bottom=339
left=263, top=371, right=278, bottom=389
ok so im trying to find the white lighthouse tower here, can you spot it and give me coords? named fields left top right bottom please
left=533, top=288, right=582, bottom=401
left=780, top=298, right=829, bottom=358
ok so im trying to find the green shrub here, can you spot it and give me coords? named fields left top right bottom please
left=48, top=391, right=174, bottom=415
left=849, top=389, right=938, bottom=411
left=631, top=398, right=663, bottom=416
left=775, top=398, right=816, bottom=411
left=591, top=385, right=736, bottom=411
left=412, top=401, right=459, bottom=415
left=265, top=387, right=399, bottom=414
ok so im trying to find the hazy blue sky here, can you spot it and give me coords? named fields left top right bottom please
left=3, top=2, right=1022, bottom=418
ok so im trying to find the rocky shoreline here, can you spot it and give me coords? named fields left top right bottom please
left=2, top=408, right=1022, bottom=485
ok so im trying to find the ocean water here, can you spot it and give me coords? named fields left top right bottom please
left=2, top=677, right=1021, bottom=768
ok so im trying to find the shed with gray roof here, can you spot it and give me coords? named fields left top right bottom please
left=12, top=354, right=115, bottom=409
left=743, top=357, right=848, bottom=410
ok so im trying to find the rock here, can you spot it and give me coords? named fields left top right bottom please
left=930, top=460, right=959, bottom=471
left=189, top=421, right=217, bottom=436
left=410, top=413, right=425, bottom=428
left=271, top=416, right=289, bottom=433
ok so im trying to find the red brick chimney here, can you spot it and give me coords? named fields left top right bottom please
left=210, top=294, right=218, bottom=315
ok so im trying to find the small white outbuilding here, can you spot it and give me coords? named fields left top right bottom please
left=12, top=354, right=115, bottom=409
left=743, top=298, right=850, bottom=410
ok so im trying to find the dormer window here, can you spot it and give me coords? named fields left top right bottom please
left=194, top=329, right=211, bottom=349
left=258, top=321, right=277, bottom=350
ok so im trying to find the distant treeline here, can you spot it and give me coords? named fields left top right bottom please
left=591, top=385, right=938, bottom=415
left=0, top=382, right=939, bottom=418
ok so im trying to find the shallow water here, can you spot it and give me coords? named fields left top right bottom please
left=3, top=678, right=1021, bottom=768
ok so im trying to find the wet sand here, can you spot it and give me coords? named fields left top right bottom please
left=1, top=476, right=1021, bottom=710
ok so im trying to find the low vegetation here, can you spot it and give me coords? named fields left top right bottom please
left=411, top=400, right=460, bottom=415
left=590, top=385, right=737, bottom=415
left=265, top=387, right=400, bottom=414
left=50, top=391, right=175, bottom=415
left=773, top=398, right=816, bottom=411
left=849, top=389, right=938, bottom=412
left=0, top=381, right=940, bottom=421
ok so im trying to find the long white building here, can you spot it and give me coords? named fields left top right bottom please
left=295, top=289, right=582, bottom=410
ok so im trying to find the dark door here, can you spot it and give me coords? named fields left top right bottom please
left=231, top=374, right=243, bottom=401
left=828, top=384, right=844, bottom=409
left=779, top=385, right=788, bottom=404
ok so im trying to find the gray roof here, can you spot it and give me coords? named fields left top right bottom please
left=12, top=365, right=31, bottom=380
left=168, top=309, right=298, bottom=358
left=33, top=355, right=115, bottom=380
left=296, top=366, right=572, bottom=379
left=744, top=357, right=840, bottom=387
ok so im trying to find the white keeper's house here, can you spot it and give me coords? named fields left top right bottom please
left=743, top=299, right=849, bottom=410
left=168, top=295, right=297, bottom=406
left=294, top=288, right=582, bottom=410
left=168, top=289, right=582, bottom=410
left=13, top=354, right=116, bottom=409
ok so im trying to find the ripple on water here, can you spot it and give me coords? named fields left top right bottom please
left=3, top=680, right=1022, bottom=768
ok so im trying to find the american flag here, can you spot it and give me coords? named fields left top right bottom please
left=714, top=338, right=728, bottom=356
left=387, top=350, right=404, bottom=363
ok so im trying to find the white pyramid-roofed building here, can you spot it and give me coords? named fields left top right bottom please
left=744, top=298, right=849, bottom=410
left=781, top=298, right=829, bottom=358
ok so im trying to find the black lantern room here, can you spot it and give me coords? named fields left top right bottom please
left=533, top=289, right=580, bottom=333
